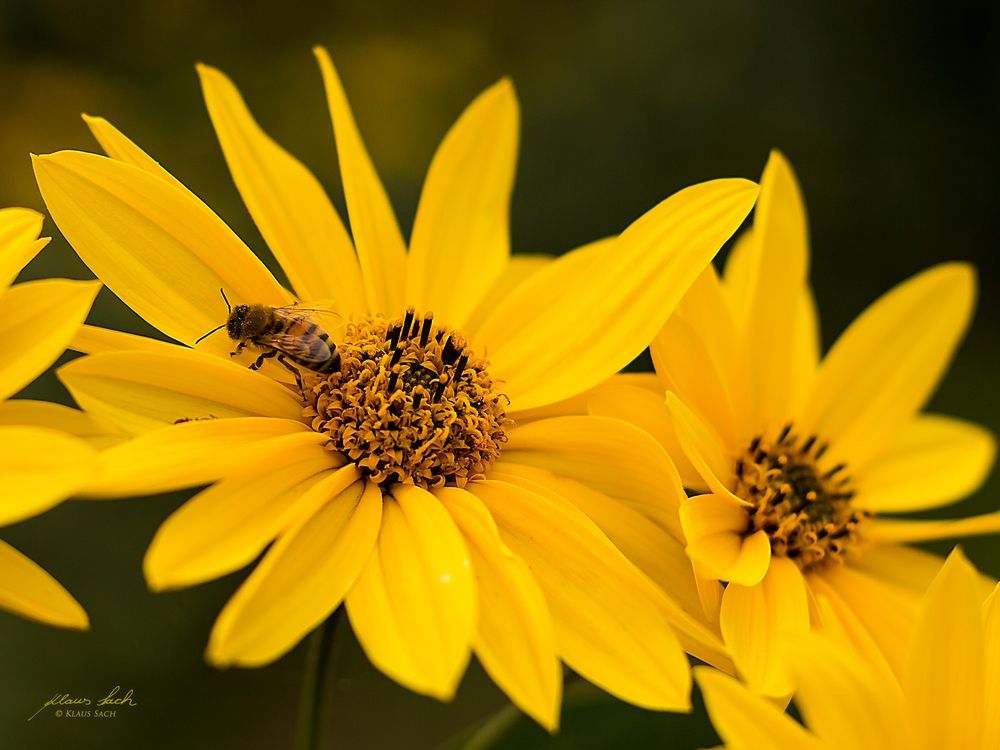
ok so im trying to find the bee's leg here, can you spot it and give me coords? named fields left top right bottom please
left=275, top=354, right=305, bottom=392
left=230, top=341, right=247, bottom=358
left=249, top=349, right=276, bottom=371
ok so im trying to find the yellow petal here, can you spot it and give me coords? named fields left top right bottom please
left=406, top=79, right=517, bottom=329
left=0, top=539, right=88, bottom=629
left=197, top=64, right=366, bottom=311
left=207, top=476, right=379, bottom=667
left=867, top=511, right=1000, bottom=543
left=464, top=253, right=554, bottom=336
left=478, top=178, right=759, bottom=411
left=788, top=633, right=908, bottom=750
left=0, top=206, right=47, bottom=291
left=145, top=457, right=355, bottom=591
left=681, top=492, right=770, bottom=587
left=741, top=150, right=810, bottom=426
left=984, top=583, right=1000, bottom=749
left=788, top=286, right=821, bottom=418
left=347, top=484, right=475, bottom=700
left=501, top=415, right=684, bottom=534
left=83, top=114, right=193, bottom=194
left=849, top=544, right=945, bottom=596
left=32, top=150, right=291, bottom=348
left=437, top=486, right=561, bottom=730
left=70, top=324, right=183, bottom=356
left=719, top=556, right=809, bottom=696
left=904, top=549, right=985, bottom=750
left=0, top=279, right=100, bottom=401
left=469, top=479, right=692, bottom=711
left=58, top=349, right=304, bottom=435
left=802, top=263, right=975, bottom=467
left=314, top=47, right=406, bottom=315
left=665, top=392, right=742, bottom=503
left=858, top=415, right=995, bottom=512
left=585, top=379, right=703, bottom=491
left=0, top=426, right=95, bottom=525
left=695, top=667, right=826, bottom=750
left=721, top=228, right=753, bottom=319
left=84, top=417, right=326, bottom=497
left=0, top=400, right=124, bottom=449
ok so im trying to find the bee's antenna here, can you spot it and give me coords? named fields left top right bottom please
left=194, top=324, right=226, bottom=345
left=220, top=288, right=232, bottom=313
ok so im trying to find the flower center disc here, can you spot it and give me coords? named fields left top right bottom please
left=303, top=308, right=511, bottom=489
left=736, top=425, right=867, bottom=570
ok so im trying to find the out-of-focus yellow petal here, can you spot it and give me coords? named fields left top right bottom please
left=492, top=465, right=731, bottom=673
left=0, top=400, right=124, bottom=449
left=347, top=484, right=475, bottom=700
left=207, top=477, right=379, bottom=667
left=904, top=549, right=985, bottom=750
left=197, top=64, right=366, bottom=311
left=437, top=486, right=561, bottom=730
left=314, top=47, right=406, bottom=315
left=679, top=493, right=768, bottom=586
left=848, top=544, right=945, bottom=596
left=469, top=479, right=692, bottom=711
left=58, top=349, right=304, bottom=435
left=695, top=667, right=826, bottom=750
left=858, top=415, right=995, bottom=512
left=722, top=228, right=752, bottom=316
left=788, top=286, right=821, bottom=418
left=585, top=379, right=703, bottom=491
left=502, top=415, right=684, bottom=533
left=984, top=583, right=1000, bottom=749
left=32, top=150, right=291, bottom=348
left=0, top=539, right=88, bottom=630
left=720, top=556, right=808, bottom=696
left=665, top=393, right=742, bottom=502
left=84, top=417, right=326, bottom=497
left=478, top=179, right=758, bottom=411
left=741, top=151, right=810, bottom=427
left=406, top=79, right=517, bottom=329
left=867, top=511, right=1000, bottom=543
left=0, top=279, right=100, bottom=401
left=0, top=426, right=95, bottom=525
left=801, top=263, right=975, bottom=467
left=464, top=253, right=555, bottom=336
left=145, top=456, right=354, bottom=591
left=788, top=633, right=908, bottom=750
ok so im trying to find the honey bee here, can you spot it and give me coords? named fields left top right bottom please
left=196, top=290, right=340, bottom=390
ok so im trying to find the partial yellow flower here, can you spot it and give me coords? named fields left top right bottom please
left=581, top=149, right=996, bottom=696
left=698, top=548, right=1000, bottom=750
left=0, top=207, right=104, bottom=630
left=32, top=49, right=758, bottom=728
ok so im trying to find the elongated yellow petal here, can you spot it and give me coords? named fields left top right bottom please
left=197, top=64, right=366, bottom=310
left=858, top=415, right=995, bottom=512
left=207, top=476, right=379, bottom=667
left=33, top=150, right=291, bottom=348
left=788, top=633, right=908, bottom=750
left=0, top=400, right=125, bottom=449
left=0, top=426, right=95, bottom=525
left=681, top=492, right=770, bottom=586
left=868, top=511, right=1000, bottom=543
left=84, top=417, right=326, bottom=497
left=406, top=79, right=517, bottom=328
left=58, top=349, right=304, bottom=435
left=904, top=549, right=985, bottom=750
left=741, top=151, right=810, bottom=426
left=478, top=178, right=758, bottom=411
left=695, top=667, right=826, bottom=750
left=502, top=415, right=684, bottom=533
left=848, top=544, right=945, bottom=595
left=984, top=583, right=1000, bottom=749
left=720, top=556, right=808, bottom=696
left=0, top=279, right=100, bottom=401
left=802, top=263, right=975, bottom=467
left=314, top=47, right=406, bottom=315
left=464, top=253, right=555, bottom=336
left=437, top=487, right=561, bottom=730
left=469, top=479, right=692, bottom=711
left=83, top=114, right=192, bottom=194
left=492, top=465, right=731, bottom=673
left=145, top=457, right=355, bottom=591
left=0, top=539, right=88, bottom=629
left=722, top=228, right=753, bottom=318
left=665, top=392, right=742, bottom=503
left=0, top=207, right=46, bottom=293
left=347, top=484, right=475, bottom=700
left=69, top=324, right=182, bottom=356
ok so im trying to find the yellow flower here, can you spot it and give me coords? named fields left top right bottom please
left=0, top=207, right=103, bottom=630
left=580, top=149, right=996, bottom=696
left=32, top=49, right=758, bottom=727
left=697, top=548, right=1000, bottom=750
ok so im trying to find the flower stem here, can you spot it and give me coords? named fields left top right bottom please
left=296, top=608, right=342, bottom=750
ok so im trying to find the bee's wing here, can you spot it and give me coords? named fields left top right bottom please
left=263, top=332, right=335, bottom=367
left=277, top=301, right=344, bottom=336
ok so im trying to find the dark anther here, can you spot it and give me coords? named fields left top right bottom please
left=735, top=459, right=745, bottom=477
left=771, top=489, right=786, bottom=505
left=749, top=436, right=761, bottom=454
left=401, top=307, right=415, bottom=340
left=814, top=443, right=829, bottom=459
left=434, top=330, right=445, bottom=342
left=419, top=314, right=433, bottom=346
left=412, top=388, right=423, bottom=409
left=778, top=423, right=792, bottom=443
left=389, top=346, right=403, bottom=368
left=432, top=377, right=447, bottom=403
left=801, top=435, right=817, bottom=453
left=823, top=463, right=846, bottom=479
left=452, top=354, right=468, bottom=384
left=387, top=364, right=402, bottom=391
left=387, top=324, right=402, bottom=351
left=442, top=335, right=462, bottom=365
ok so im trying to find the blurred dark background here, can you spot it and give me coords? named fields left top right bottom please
left=0, top=0, right=997, bottom=747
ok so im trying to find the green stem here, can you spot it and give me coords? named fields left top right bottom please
left=296, top=608, right=342, bottom=750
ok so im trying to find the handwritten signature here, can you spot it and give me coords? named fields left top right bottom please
left=27, top=686, right=138, bottom=721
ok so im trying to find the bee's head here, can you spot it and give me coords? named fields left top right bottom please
left=226, top=305, right=249, bottom=340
